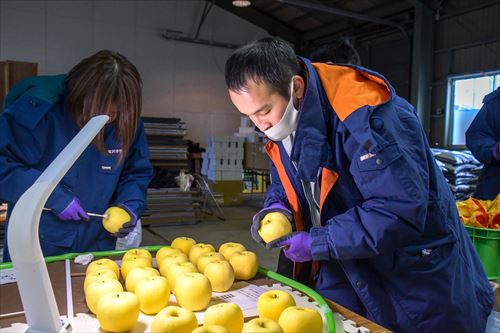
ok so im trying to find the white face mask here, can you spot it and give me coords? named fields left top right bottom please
left=264, top=81, right=300, bottom=141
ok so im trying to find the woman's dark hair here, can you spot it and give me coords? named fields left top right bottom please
left=65, top=50, right=142, bottom=161
left=225, top=37, right=300, bottom=99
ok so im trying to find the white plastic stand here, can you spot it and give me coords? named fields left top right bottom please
left=7, top=115, right=109, bottom=333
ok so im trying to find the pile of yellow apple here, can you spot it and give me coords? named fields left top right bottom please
left=83, top=236, right=322, bottom=333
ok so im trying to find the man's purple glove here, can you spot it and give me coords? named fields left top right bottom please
left=57, top=198, right=89, bottom=221
left=268, top=231, right=312, bottom=262
left=251, top=202, right=293, bottom=245
left=113, top=204, right=138, bottom=238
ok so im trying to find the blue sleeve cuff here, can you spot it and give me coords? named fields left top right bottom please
left=310, top=226, right=331, bottom=261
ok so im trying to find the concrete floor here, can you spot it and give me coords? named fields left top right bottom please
left=141, top=205, right=281, bottom=270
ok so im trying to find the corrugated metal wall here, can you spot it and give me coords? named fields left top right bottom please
left=356, top=0, right=499, bottom=147
left=430, top=0, right=500, bottom=147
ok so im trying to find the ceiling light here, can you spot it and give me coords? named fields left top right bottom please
left=232, top=0, right=251, bottom=7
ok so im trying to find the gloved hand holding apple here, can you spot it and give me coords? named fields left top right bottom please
left=102, top=204, right=137, bottom=238
left=269, top=231, right=313, bottom=263
left=57, top=197, right=89, bottom=221
left=251, top=202, right=293, bottom=246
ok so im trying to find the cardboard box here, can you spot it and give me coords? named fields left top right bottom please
left=213, top=180, right=244, bottom=205
left=244, top=142, right=270, bottom=171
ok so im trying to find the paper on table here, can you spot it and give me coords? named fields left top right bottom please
left=169, top=282, right=267, bottom=324
left=0, top=267, right=16, bottom=285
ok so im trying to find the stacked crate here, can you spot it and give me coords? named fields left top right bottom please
left=202, top=136, right=244, bottom=181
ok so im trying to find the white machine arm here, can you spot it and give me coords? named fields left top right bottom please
left=7, top=115, right=109, bottom=333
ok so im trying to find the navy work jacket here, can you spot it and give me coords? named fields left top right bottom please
left=264, top=58, right=493, bottom=332
left=0, top=75, right=153, bottom=259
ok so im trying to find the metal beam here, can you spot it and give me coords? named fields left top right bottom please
left=278, top=0, right=408, bottom=40
left=162, top=32, right=241, bottom=50
left=213, top=0, right=299, bottom=44
left=302, top=2, right=412, bottom=43
left=410, top=2, right=434, bottom=136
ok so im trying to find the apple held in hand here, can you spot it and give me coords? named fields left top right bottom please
left=121, top=256, right=152, bottom=279
left=86, top=258, right=120, bottom=279
left=218, top=242, right=246, bottom=260
left=122, top=248, right=153, bottom=264
left=197, top=252, right=226, bottom=273
left=189, top=243, right=216, bottom=265
left=156, top=246, right=183, bottom=266
left=257, top=290, right=296, bottom=322
left=278, top=306, right=323, bottom=333
left=203, top=260, right=235, bottom=292
left=85, top=278, right=123, bottom=314
left=203, top=303, right=244, bottom=333
left=135, top=276, right=170, bottom=315
left=96, top=291, right=140, bottom=333
left=171, top=236, right=197, bottom=255
left=192, top=325, right=230, bottom=333
left=84, top=268, right=118, bottom=292
left=151, top=306, right=198, bottom=333
left=102, top=206, right=131, bottom=234
left=242, top=318, right=283, bottom=333
left=258, top=212, right=292, bottom=243
left=174, top=273, right=212, bottom=311
left=165, top=262, right=198, bottom=291
left=125, top=266, right=159, bottom=292
left=229, top=251, right=259, bottom=280
left=159, top=253, right=189, bottom=276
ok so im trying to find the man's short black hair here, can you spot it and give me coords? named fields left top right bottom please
left=225, top=37, right=300, bottom=99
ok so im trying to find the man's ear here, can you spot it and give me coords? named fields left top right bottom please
left=292, top=75, right=305, bottom=99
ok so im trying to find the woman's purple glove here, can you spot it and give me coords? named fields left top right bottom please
left=251, top=202, right=293, bottom=245
left=57, top=198, right=89, bottom=221
left=269, top=231, right=312, bottom=262
left=113, top=204, right=138, bottom=238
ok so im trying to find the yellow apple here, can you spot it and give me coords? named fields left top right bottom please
left=197, top=252, right=226, bottom=273
left=171, top=236, right=197, bottom=255
left=135, top=275, right=170, bottom=315
left=258, top=212, right=292, bottom=243
left=192, top=325, right=230, bottom=333
left=151, top=306, right=198, bottom=333
left=85, top=278, right=123, bottom=314
left=174, top=273, right=212, bottom=311
left=156, top=246, right=183, bottom=266
left=203, top=260, right=235, bottom=292
left=189, top=243, right=216, bottom=265
left=86, top=258, right=120, bottom=279
left=122, top=248, right=153, bottom=264
left=278, top=306, right=323, bottom=333
left=125, top=266, right=159, bottom=292
left=203, top=303, right=244, bottom=333
left=165, top=262, right=198, bottom=291
left=96, top=291, right=140, bottom=332
left=242, top=318, right=284, bottom=333
left=218, top=242, right=246, bottom=260
left=84, top=268, right=118, bottom=292
left=102, top=206, right=131, bottom=234
left=121, top=256, right=152, bottom=279
left=258, top=290, right=296, bottom=322
left=159, top=253, right=189, bottom=276
left=229, top=251, right=259, bottom=280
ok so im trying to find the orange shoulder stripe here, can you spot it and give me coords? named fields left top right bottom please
left=312, top=63, right=390, bottom=121
left=265, top=141, right=305, bottom=231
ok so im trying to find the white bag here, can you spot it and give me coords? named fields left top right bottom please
left=115, top=219, right=142, bottom=250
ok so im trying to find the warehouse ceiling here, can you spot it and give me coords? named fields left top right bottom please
left=213, top=0, right=440, bottom=51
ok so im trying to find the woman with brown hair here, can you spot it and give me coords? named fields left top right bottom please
left=0, top=50, right=153, bottom=261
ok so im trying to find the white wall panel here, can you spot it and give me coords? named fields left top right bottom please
left=0, top=7, right=46, bottom=66
left=0, top=0, right=268, bottom=146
